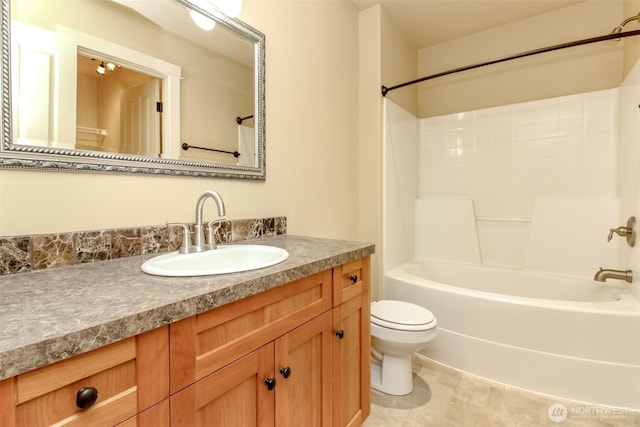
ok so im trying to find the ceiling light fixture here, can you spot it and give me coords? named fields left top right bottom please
left=96, top=62, right=105, bottom=75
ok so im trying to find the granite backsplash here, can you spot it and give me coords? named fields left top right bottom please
left=0, top=217, right=287, bottom=276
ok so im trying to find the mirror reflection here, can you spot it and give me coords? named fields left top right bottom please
left=2, top=0, right=265, bottom=179
left=75, top=54, right=161, bottom=156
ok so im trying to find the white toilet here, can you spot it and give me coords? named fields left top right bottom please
left=370, top=300, right=438, bottom=395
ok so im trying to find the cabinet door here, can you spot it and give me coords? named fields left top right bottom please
left=170, top=344, right=275, bottom=427
left=0, top=327, right=169, bottom=427
left=333, top=294, right=371, bottom=427
left=274, top=311, right=333, bottom=427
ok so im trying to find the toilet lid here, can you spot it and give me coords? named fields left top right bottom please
left=371, top=300, right=436, bottom=331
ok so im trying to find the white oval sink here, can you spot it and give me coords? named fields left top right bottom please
left=141, top=245, right=289, bottom=276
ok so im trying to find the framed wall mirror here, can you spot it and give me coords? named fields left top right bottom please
left=0, top=0, right=266, bottom=180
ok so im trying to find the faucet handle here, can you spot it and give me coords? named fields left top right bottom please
left=608, top=227, right=622, bottom=242
left=206, top=218, right=226, bottom=249
left=607, top=217, right=637, bottom=247
left=167, top=222, right=192, bottom=254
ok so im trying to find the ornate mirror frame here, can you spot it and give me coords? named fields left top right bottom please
left=0, top=0, right=266, bottom=180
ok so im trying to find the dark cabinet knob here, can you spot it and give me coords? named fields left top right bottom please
left=264, top=377, right=276, bottom=391
left=336, top=329, right=345, bottom=339
left=76, top=387, right=98, bottom=409
left=349, top=275, right=358, bottom=283
left=280, top=366, right=291, bottom=379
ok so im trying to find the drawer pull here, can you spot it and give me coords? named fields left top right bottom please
left=349, top=274, right=358, bottom=283
left=336, top=329, right=345, bottom=339
left=264, top=377, right=276, bottom=391
left=280, top=366, right=291, bottom=379
left=76, top=387, right=98, bottom=409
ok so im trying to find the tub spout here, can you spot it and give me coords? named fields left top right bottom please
left=593, top=268, right=633, bottom=283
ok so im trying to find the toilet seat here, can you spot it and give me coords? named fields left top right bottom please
left=371, top=300, right=436, bottom=331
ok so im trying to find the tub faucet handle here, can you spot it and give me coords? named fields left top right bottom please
left=607, top=216, right=636, bottom=247
left=608, top=227, right=625, bottom=241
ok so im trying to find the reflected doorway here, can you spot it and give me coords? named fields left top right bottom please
left=76, top=54, right=161, bottom=156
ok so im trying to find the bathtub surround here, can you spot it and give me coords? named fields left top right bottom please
left=384, top=87, right=625, bottom=274
left=0, top=217, right=286, bottom=276
left=418, top=88, right=620, bottom=273
left=382, top=100, right=419, bottom=272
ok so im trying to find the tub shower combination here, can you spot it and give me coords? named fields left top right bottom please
left=381, top=33, right=640, bottom=408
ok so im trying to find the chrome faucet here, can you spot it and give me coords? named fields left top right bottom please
left=193, top=190, right=226, bottom=251
left=594, top=268, right=633, bottom=283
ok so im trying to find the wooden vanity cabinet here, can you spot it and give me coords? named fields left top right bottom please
left=171, top=311, right=334, bottom=427
left=0, top=326, right=169, bottom=427
left=169, top=257, right=371, bottom=427
left=169, top=270, right=335, bottom=426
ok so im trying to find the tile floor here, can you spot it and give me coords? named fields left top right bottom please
left=362, top=356, right=640, bottom=427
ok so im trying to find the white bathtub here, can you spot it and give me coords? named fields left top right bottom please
left=384, top=261, right=640, bottom=409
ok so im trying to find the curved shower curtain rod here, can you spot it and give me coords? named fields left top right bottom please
left=381, top=28, right=640, bottom=97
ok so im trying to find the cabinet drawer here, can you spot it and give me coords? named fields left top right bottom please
left=170, top=270, right=332, bottom=393
left=333, top=257, right=369, bottom=307
left=0, top=326, right=168, bottom=427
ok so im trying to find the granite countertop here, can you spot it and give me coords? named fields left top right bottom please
left=0, top=235, right=374, bottom=380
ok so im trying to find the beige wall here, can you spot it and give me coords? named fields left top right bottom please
left=0, top=1, right=361, bottom=245
left=380, top=8, right=418, bottom=116
left=417, top=0, right=624, bottom=117
left=359, top=5, right=383, bottom=299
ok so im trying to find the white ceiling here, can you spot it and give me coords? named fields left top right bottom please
left=353, top=0, right=586, bottom=48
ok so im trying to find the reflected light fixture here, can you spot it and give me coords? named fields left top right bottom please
left=189, top=8, right=216, bottom=31
left=188, top=0, right=243, bottom=31
left=95, top=61, right=118, bottom=75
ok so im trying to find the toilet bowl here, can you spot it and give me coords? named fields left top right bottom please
left=370, top=300, right=437, bottom=395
